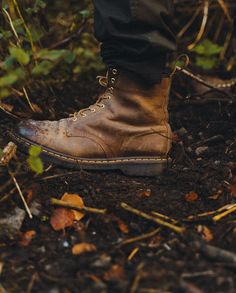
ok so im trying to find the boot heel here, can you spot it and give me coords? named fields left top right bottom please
left=120, top=161, right=167, bottom=177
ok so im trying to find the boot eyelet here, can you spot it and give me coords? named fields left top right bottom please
left=111, top=78, right=116, bottom=84
left=90, top=109, right=96, bottom=113
left=100, top=104, right=105, bottom=108
left=112, top=69, right=117, bottom=75
left=107, top=95, right=111, bottom=99
left=72, top=117, right=77, bottom=122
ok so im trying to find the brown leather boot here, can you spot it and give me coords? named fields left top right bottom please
left=11, top=68, right=172, bottom=176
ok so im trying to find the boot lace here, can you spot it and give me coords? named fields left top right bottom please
left=70, top=72, right=114, bottom=122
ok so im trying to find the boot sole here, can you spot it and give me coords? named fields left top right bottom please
left=9, top=132, right=169, bottom=177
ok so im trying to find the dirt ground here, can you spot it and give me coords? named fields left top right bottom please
left=0, top=74, right=236, bottom=293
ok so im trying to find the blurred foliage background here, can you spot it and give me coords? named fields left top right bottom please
left=0, top=0, right=235, bottom=105
left=0, top=0, right=103, bottom=104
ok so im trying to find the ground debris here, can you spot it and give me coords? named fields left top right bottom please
left=0, top=207, right=25, bottom=239
left=195, top=241, right=236, bottom=265
left=0, top=142, right=17, bottom=166
left=50, top=193, right=85, bottom=231
left=72, top=242, right=97, bottom=255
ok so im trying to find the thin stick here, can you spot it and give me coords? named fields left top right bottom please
left=9, top=173, right=32, bottom=218
left=119, top=228, right=160, bottom=247
left=217, top=0, right=233, bottom=23
left=176, top=66, right=236, bottom=99
left=2, top=8, right=21, bottom=46
left=188, top=0, right=209, bottom=50
left=130, top=263, right=144, bottom=293
left=36, top=171, right=80, bottom=182
left=121, top=203, right=185, bottom=234
left=213, top=206, right=236, bottom=222
left=128, top=247, right=139, bottom=261
left=51, top=198, right=107, bottom=215
left=12, top=0, right=36, bottom=55
left=151, top=211, right=178, bottom=223
left=22, top=87, right=36, bottom=112
left=2, top=8, right=35, bottom=111
left=186, top=203, right=236, bottom=221
left=177, top=7, right=201, bottom=38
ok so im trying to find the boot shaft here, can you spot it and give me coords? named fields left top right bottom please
left=106, top=68, right=171, bottom=126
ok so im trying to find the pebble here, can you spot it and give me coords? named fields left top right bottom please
left=176, top=127, right=188, bottom=136
left=62, top=240, right=70, bottom=248
left=92, top=254, right=111, bottom=268
left=0, top=207, right=25, bottom=239
left=195, top=146, right=209, bottom=156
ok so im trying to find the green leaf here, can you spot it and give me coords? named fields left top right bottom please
left=196, top=56, right=219, bottom=70
left=9, top=47, right=30, bottom=65
left=0, top=72, right=18, bottom=87
left=73, top=66, right=81, bottom=74
left=37, top=49, right=66, bottom=61
left=80, top=10, right=90, bottom=19
left=32, top=61, right=54, bottom=75
left=29, top=145, right=42, bottom=157
left=1, top=56, right=15, bottom=70
left=28, top=146, right=43, bottom=174
left=27, top=156, right=43, bottom=174
left=0, top=148, right=3, bottom=159
left=2, top=30, right=13, bottom=39
left=0, top=88, right=10, bottom=99
left=64, top=51, right=76, bottom=64
left=192, top=39, right=222, bottom=56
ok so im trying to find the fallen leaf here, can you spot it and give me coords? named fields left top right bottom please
left=72, top=243, right=96, bottom=255
left=148, top=235, right=162, bottom=248
left=197, top=225, right=213, bottom=242
left=208, top=190, right=222, bottom=200
left=229, top=184, right=236, bottom=198
left=138, top=189, right=152, bottom=198
left=61, top=193, right=85, bottom=221
left=19, top=230, right=36, bottom=247
left=50, top=208, right=74, bottom=231
left=103, top=264, right=125, bottom=281
left=117, top=219, right=129, bottom=234
left=50, top=193, right=85, bottom=231
left=26, top=189, right=33, bottom=204
left=185, top=191, right=199, bottom=202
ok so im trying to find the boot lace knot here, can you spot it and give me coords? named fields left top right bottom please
left=70, top=70, right=116, bottom=122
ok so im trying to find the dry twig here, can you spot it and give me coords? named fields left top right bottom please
left=121, top=203, right=185, bottom=234
left=51, top=198, right=107, bottom=215
left=118, top=228, right=161, bottom=247
left=9, top=172, right=33, bottom=219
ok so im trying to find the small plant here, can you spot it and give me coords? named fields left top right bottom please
left=27, top=145, right=43, bottom=174
left=0, top=0, right=103, bottom=100
left=191, top=39, right=223, bottom=70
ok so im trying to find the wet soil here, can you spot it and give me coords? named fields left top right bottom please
left=0, top=75, right=236, bottom=293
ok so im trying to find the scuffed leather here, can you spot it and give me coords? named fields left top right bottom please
left=17, top=71, right=172, bottom=159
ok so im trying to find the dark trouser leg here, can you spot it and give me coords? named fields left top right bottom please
left=93, top=0, right=176, bottom=84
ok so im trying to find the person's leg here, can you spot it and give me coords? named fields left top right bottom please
left=12, top=0, right=176, bottom=176
left=93, top=0, right=176, bottom=84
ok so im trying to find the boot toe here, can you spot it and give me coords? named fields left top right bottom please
left=18, top=120, right=38, bottom=139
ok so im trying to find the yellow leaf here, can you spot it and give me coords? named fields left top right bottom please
left=61, top=193, right=85, bottom=221
left=72, top=243, right=96, bottom=255
left=50, top=193, right=85, bottom=231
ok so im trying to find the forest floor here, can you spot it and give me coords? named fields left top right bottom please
left=0, top=74, right=236, bottom=293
